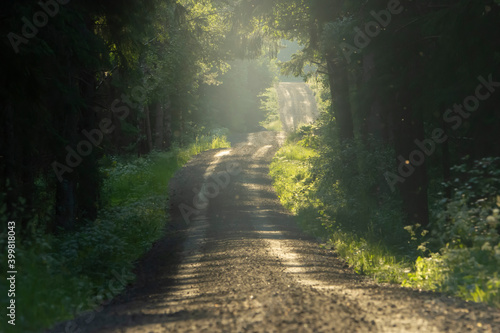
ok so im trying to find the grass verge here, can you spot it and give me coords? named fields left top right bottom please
left=0, top=135, right=230, bottom=333
left=270, top=131, right=500, bottom=308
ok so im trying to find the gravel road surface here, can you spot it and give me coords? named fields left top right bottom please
left=48, top=83, right=500, bottom=333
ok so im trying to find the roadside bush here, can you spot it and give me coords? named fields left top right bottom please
left=270, top=127, right=500, bottom=306
left=311, top=132, right=407, bottom=249
left=270, top=127, right=411, bottom=282
left=417, top=157, right=500, bottom=305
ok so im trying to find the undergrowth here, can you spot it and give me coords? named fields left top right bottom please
left=0, top=135, right=230, bottom=333
left=270, top=126, right=500, bottom=308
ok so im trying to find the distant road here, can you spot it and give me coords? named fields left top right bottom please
left=276, top=82, right=319, bottom=132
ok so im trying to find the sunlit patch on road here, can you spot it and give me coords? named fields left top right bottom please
left=214, top=149, right=232, bottom=157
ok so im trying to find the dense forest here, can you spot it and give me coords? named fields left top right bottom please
left=1, top=0, right=277, bottom=235
left=268, top=0, right=500, bottom=309
left=1, top=0, right=500, bottom=331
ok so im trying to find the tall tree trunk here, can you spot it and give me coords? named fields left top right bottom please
left=55, top=97, right=79, bottom=231
left=388, top=2, right=429, bottom=226
left=360, top=53, right=388, bottom=143
left=154, top=102, right=165, bottom=150
left=441, top=103, right=452, bottom=200
left=392, top=86, right=429, bottom=227
left=145, top=105, right=153, bottom=152
left=327, top=58, right=354, bottom=141
left=76, top=68, right=100, bottom=222
left=2, top=103, right=19, bottom=221
left=55, top=178, right=77, bottom=231
left=163, top=103, right=172, bottom=149
left=137, top=105, right=149, bottom=157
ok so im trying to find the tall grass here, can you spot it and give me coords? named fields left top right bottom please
left=0, top=135, right=230, bottom=333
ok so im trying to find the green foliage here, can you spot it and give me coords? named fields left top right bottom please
left=259, top=0, right=500, bottom=309
left=259, top=86, right=282, bottom=131
left=271, top=126, right=500, bottom=307
left=429, top=157, right=500, bottom=254
left=270, top=144, right=318, bottom=214
left=442, top=157, right=500, bottom=206
left=403, top=255, right=446, bottom=291
left=202, top=57, right=278, bottom=132
left=277, top=40, right=311, bottom=82
left=0, top=233, right=94, bottom=332
left=178, top=134, right=231, bottom=160
left=413, top=157, right=500, bottom=306
left=0, top=135, right=230, bottom=332
left=327, top=231, right=411, bottom=283
left=311, top=131, right=406, bottom=248
left=270, top=129, right=412, bottom=283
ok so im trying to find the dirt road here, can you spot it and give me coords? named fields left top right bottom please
left=276, top=82, right=319, bottom=131
left=49, top=84, right=500, bottom=333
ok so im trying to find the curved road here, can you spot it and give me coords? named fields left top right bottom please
left=49, top=85, right=500, bottom=333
